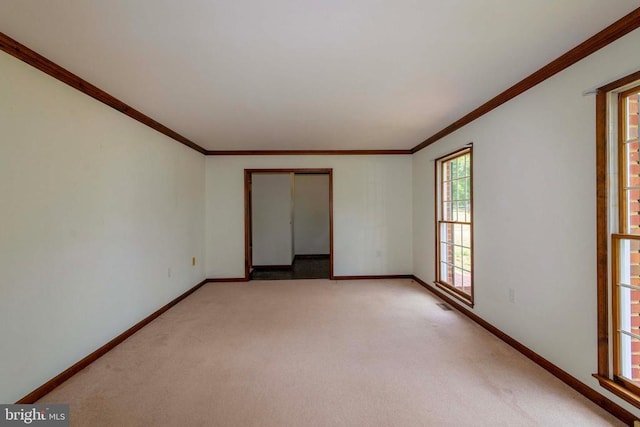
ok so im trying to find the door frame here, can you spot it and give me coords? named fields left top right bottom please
left=244, top=168, right=334, bottom=280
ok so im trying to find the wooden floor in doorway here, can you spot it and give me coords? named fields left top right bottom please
left=251, top=255, right=330, bottom=280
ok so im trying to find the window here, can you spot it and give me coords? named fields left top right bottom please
left=595, top=73, right=640, bottom=407
left=435, top=145, right=473, bottom=306
left=613, top=86, right=640, bottom=388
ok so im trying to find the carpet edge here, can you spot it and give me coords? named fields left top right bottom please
left=411, top=274, right=637, bottom=426
left=15, top=277, right=211, bottom=404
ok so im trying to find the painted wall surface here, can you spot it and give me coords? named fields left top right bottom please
left=4, top=19, right=637, bottom=417
left=0, top=51, right=205, bottom=403
left=294, top=174, right=330, bottom=255
left=412, top=28, right=640, bottom=416
left=205, top=156, right=412, bottom=278
left=252, top=173, right=293, bottom=265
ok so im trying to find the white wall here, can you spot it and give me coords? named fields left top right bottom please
left=294, top=174, right=330, bottom=255
left=412, top=28, right=640, bottom=416
left=205, top=155, right=412, bottom=278
left=5, top=20, right=635, bottom=416
left=0, top=51, right=205, bottom=403
left=252, top=173, right=293, bottom=266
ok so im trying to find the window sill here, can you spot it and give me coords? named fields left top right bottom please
left=593, top=374, right=640, bottom=409
left=434, top=281, right=474, bottom=308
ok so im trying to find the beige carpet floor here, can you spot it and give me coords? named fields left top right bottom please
left=38, top=279, right=623, bottom=426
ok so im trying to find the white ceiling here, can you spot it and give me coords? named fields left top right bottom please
left=1, top=1, right=638, bottom=151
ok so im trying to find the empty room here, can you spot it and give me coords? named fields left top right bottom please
left=2, top=2, right=640, bottom=426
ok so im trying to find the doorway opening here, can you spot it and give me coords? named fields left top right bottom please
left=244, top=169, right=334, bottom=280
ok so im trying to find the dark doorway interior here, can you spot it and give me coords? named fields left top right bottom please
left=245, top=168, right=334, bottom=280
left=251, top=255, right=330, bottom=280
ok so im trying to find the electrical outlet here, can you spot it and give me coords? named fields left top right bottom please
left=192, top=257, right=196, bottom=266
left=508, top=288, right=515, bottom=304
left=168, top=268, right=172, bottom=278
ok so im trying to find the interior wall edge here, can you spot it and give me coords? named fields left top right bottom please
left=410, top=7, right=640, bottom=153
left=15, top=278, right=210, bottom=404
left=0, top=31, right=207, bottom=155
left=411, top=275, right=636, bottom=425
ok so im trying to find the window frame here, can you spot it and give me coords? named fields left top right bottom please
left=434, top=144, right=474, bottom=307
left=595, top=72, right=640, bottom=408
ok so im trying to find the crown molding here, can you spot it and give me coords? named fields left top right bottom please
left=411, top=7, right=640, bottom=154
left=0, top=32, right=208, bottom=155
left=206, top=149, right=411, bottom=155
left=2, top=6, right=639, bottom=157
